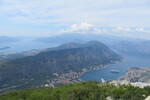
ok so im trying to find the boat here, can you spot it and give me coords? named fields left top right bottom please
left=110, top=70, right=120, bottom=73
left=101, top=78, right=105, bottom=83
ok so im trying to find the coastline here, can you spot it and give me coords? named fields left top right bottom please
left=45, top=59, right=123, bottom=87
left=45, top=64, right=107, bottom=87
left=119, top=67, right=150, bottom=83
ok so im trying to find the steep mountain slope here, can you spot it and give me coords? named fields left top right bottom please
left=0, top=41, right=122, bottom=91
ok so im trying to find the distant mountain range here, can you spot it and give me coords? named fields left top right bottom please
left=1, top=34, right=150, bottom=60
left=110, top=40, right=150, bottom=56
left=35, top=33, right=129, bottom=44
left=36, top=34, right=150, bottom=56
left=0, top=41, right=122, bottom=91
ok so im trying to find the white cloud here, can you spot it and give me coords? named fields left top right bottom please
left=113, top=26, right=131, bottom=32
left=0, top=0, right=150, bottom=39
left=59, top=22, right=150, bottom=40
left=112, top=26, right=150, bottom=33
left=60, top=22, right=150, bottom=34
left=61, top=22, right=93, bottom=32
left=134, top=27, right=149, bottom=33
left=60, top=22, right=108, bottom=34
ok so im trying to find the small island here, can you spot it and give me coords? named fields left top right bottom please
left=0, top=46, right=10, bottom=50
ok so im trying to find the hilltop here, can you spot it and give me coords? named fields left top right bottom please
left=0, top=41, right=122, bottom=92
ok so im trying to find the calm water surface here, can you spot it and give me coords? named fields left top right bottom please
left=0, top=39, right=59, bottom=53
left=1, top=40, right=150, bottom=82
left=80, top=55, right=150, bottom=82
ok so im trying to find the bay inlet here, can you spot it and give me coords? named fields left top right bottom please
left=80, top=54, right=150, bottom=82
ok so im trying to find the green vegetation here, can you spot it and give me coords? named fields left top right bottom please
left=0, top=41, right=122, bottom=91
left=0, top=81, right=150, bottom=100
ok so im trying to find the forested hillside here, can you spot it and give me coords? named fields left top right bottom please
left=0, top=41, right=122, bottom=91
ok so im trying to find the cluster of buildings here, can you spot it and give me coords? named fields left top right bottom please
left=119, top=67, right=150, bottom=82
left=44, top=64, right=106, bottom=87
left=45, top=71, right=82, bottom=87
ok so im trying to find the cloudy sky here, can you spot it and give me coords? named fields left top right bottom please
left=0, top=0, right=150, bottom=39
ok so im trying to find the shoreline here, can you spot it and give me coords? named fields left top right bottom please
left=45, top=64, right=107, bottom=87
left=45, top=59, right=123, bottom=87
left=119, top=67, right=150, bottom=83
left=79, top=58, right=125, bottom=81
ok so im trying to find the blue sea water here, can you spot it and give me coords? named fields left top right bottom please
left=0, top=39, right=59, bottom=53
left=80, top=55, right=150, bottom=82
left=1, top=40, right=150, bottom=82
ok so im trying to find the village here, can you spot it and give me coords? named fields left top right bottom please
left=44, top=64, right=106, bottom=87
left=119, top=67, right=150, bottom=82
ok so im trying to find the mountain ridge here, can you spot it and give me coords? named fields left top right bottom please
left=0, top=41, right=123, bottom=91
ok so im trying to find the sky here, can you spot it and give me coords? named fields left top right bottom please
left=0, top=0, right=150, bottom=39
